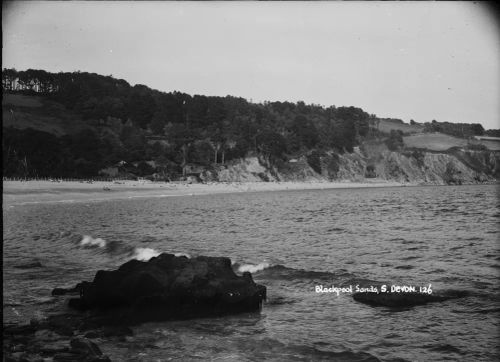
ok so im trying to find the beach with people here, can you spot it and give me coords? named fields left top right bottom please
left=3, top=179, right=406, bottom=206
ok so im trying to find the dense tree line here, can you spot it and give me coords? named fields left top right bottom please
left=423, top=120, right=485, bottom=138
left=2, top=68, right=496, bottom=179
left=3, top=127, right=103, bottom=178
left=484, top=129, right=500, bottom=137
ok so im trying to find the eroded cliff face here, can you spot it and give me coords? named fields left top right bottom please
left=208, top=147, right=499, bottom=185
left=213, top=157, right=279, bottom=182
left=370, top=151, right=495, bottom=184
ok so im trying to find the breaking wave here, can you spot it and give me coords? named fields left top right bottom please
left=254, top=264, right=350, bottom=282
left=236, top=262, right=271, bottom=273
left=232, top=262, right=344, bottom=280
left=80, top=235, right=106, bottom=248
left=133, top=247, right=160, bottom=261
left=130, top=249, right=191, bottom=261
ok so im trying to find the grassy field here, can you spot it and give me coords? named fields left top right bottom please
left=403, top=132, right=500, bottom=151
left=378, top=119, right=423, bottom=134
left=2, top=94, right=92, bottom=136
left=2, top=94, right=44, bottom=108
left=403, top=133, right=468, bottom=151
left=474, top=139, right=500, bottom=151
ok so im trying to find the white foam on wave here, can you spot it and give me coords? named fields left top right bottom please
left=238, top=262, right=270, bottom=273
left=131, top=249, right=191, bottom=261
left=80, top=235, right=106, bottom=248
left=133, top=247, right=161, bottom=261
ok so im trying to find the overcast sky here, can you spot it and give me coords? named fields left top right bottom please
left=3, top=1, right=499, bottom=129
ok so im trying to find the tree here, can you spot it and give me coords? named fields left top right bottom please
left=191, top=139, right=214, bottom=165
left=330, top=119, right=356, bottom=152
left=256, top=130, right=287, bottom=161
left=120, top=124, right=146, bottom=161
left=164, top=123, right=197, bottom=172
left=150, top=111, right=167, bottom=135
left=290, top=115, right=319, bottom=150
left=335, top=106, right=370, bottom=138
left=2, top=68, right=18, bottom=91
left=137, top=161, right=155, bottom=176
left=471, top=123, right=485, bottom=136
left=126, top=85, right=155, bottom=128
left=385, top=130, right=404, bottom=151
left=206, top=124, right=224, bottom=164
left=100, top=131, right=125, bottom=165
left=306, top=150, right=323, bottom=174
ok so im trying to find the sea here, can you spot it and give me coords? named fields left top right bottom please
left=3, top=184, right=500, bottom=361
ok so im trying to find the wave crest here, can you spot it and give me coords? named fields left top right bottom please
left=133, top=247, right=160, bottom=261
left=80, top=235, right=106, bottom=248
left=237, top=262, right=271, bottom=273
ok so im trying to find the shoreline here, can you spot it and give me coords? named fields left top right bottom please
left=4, top=179, right=494, bottom=206
left=3, top=179, right=408, bottom=206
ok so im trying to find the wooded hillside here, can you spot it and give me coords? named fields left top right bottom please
left=2, top=68, right=495, bottom=180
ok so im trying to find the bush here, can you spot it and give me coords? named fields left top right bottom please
left=258, top=172, right=270, bottom=181
left=306, top=151, right=323, bottom=174
left=324, top=153, right=340, bottom=180
left=136, top=161, right=155, bottom=176
left=365, top=164, right=376, bottom=178
left=385, top=130, right=404, bottom=151
left=403, top=149, right=426, bottom=168
left=466, top=143, right=488, bottom=151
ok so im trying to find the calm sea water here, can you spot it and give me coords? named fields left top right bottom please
left=3, top=185, right=500, bottom=361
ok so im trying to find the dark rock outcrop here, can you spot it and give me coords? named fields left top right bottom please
left=5, top=253, right=266, bottom=361
left=52, top=282, right=90, bottom=296
left=60, top=253, right=266, bottom=324
left=13, top=261, right=43, bottom=269
left=68, top=337, right=108, bottom=361
left=3, top=320, right=111, bottom=362
left=353, top=289, right=469, bottom=308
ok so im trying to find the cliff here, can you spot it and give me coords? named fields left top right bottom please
left=206, top=145, right=499, bottom=185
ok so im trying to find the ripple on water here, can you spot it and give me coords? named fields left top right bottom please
left=2, top=184, right=499, bottom=361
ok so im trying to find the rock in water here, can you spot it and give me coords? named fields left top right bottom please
left=64, top=253, right=267, bottom=324
left=52, top=281, right=91, bottom=296
left=352, top=290, right=469, bottom=308
left=70, top=337, right=105, bottom=358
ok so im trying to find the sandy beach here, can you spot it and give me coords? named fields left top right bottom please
left=2, top=179, right=407, bottom=206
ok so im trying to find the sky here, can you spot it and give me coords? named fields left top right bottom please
left=2, top=1, right=499, bottom=129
